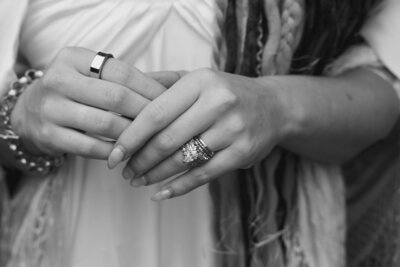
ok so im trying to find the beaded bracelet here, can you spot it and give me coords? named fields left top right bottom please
left=0, top=69, right=64, bottom=174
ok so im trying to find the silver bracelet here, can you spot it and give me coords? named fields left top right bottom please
left=0, top=69, right=64, bottom=174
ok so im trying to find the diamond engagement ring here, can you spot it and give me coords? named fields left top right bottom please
left=181, top=136, right=215, bottom=168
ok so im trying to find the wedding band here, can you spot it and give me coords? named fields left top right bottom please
left=181, top=136, right=215, bottom=168
left=89, top=51, right=114, bottom=79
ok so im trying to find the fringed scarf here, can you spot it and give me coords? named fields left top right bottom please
left=210, top=0, right=382, bottom=266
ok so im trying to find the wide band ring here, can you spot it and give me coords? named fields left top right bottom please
left=90, top=51, right=114, bottom=79
left=181, top=136, right=215, bottom=168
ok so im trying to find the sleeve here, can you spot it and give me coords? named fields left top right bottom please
left=361, top=0, right=400, bottom=79
left=0, top=0, right=28, bottom=96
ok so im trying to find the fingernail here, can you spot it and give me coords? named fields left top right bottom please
left=151, top=188, right=173, bottom=201
left=122, top=166, right=135, bottom=180
left=108, top=145, right=126, bottom=169
left=130, top=176, right=147, bottom=187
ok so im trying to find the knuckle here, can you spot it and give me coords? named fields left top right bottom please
left=196, top=68, right=220, bottom=90
left=76, top=138, right=99, bottom=156
left=144, top=172, right=161, bottom=185
left=234, top=138, right=258, bottom=162
left=38, top=125, right=53, bottom=141
left=81, top=143, right=96, bottom=156
left=240, top=139, right=254, bottom=154
left=202, top=82, right=237, bottom=115
left=103, top=88, right=125, bottom=109
left=192, top=168, right=211, bottom=184
left=147, top=102, right=165, bottom=125
left=110, top=63, right=132, bottom=85
left=214, top=88, right=238, bottom=112
left=230, top=144, right=249, bottom=160
left=193, top=68, right=238, bottom=112
left=228, top=115, right=246, bottom=135
left=39, top=97, right=54, bottom=116
left=130, top=157, right=147, bottom=173
left=39, top=127, right=59, bottom=153
left=228, top=147, right=243, bottom=160
left=195, top=67, right=218, bottom=81
left=153, top=132, right=176, bottom=153
left=75, top=106, right=88, bottom=125
left=41, top=68, right=64, bottom=91
left=93, top=115, right=114, bottom=133
left=76, top=108, right=113, bottom=133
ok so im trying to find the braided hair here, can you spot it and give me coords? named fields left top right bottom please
left=210, top=0, right=382, bottom=266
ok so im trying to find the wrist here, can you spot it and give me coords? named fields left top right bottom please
left=255, top=76, right=304, bottom=146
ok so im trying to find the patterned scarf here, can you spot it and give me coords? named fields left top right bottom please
left=210, top=0, right=382, bottom=266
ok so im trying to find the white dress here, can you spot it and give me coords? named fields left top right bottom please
left=3, top=0, right=219, bottom=266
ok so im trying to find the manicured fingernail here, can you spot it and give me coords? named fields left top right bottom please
left=130, top=176, right=147, bottom=187
left=122, top=166, right=135, bottom=180
left=108, top=145, right=125, bottom=169
left=151, top=188, right=173, bottom=201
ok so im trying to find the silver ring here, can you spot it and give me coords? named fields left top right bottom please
left=182, top=136, right=215, bottom=168
left=89, top=51, right=114, bottom=79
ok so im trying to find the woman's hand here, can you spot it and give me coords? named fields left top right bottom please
left=11, top=47, right=167, bottom=159
left=108, top=68, right=293, bottom=200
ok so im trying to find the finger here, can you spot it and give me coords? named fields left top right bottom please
left=62, top=47, right=167, bottom=100
left=127, top=152, right=187, bottom=186
left=108, top=74, right=201, bottom=168
left=124, top=128, right=216, bottom=183
left=49, top=127, right=114, bottom=159
left=48, top=99, right=131, bottom=140
left=150, top=147, right=241, bottom=201
left=146, top=71, right=187, bottom=89
left=124, top=106, right=242, bottom=179
left=127, top=127, right=229, bottom=186
left=127, top=131, right=230, bottom=186
left=122, top=99, right=222, bottom=178
left=123, top=101, right=237, bottom=181
left=101, top=58, right=167, bottom=100
left=47, top=69, right=150, bottom=119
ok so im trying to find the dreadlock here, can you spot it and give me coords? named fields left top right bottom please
left=292, top=0, right=383, bottom=75
left=211, top=0, right=383, bottom=266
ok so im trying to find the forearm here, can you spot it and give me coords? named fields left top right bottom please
left=258, top=68, right=399, bottom=164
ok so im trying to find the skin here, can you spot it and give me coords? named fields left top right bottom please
left=2, top=47, right=167, bottom=168
left=107, top=68, right=399, bottom=201
left=2, top=47, right=398, bottom=202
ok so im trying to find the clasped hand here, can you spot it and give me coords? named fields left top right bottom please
left=11, top=47, right=290, bottom=200
left=108, top=69, right=290, bottom=201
